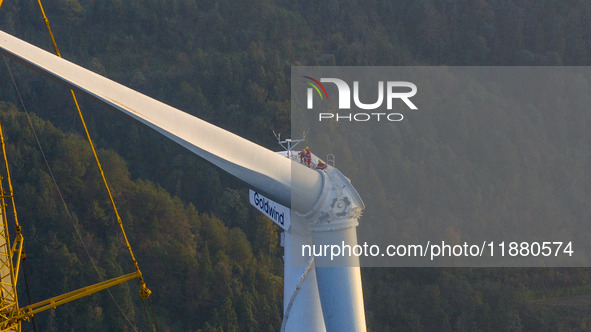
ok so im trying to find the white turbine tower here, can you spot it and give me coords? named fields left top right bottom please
left=0, top=30, right=366, bottom=331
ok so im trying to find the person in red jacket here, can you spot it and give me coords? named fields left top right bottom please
left=298, top=149, right=306, bottom=164
left=304, top=147, right=312, bottom=167
left=316, top=159, right=327, bottom=170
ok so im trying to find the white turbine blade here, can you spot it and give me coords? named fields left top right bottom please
left=283, top=225, right=326, bottom=331
left=312, top=228, right=367, bottom=332
left=300, top=167, right=367, bottom=331
left=0, top=30, right=322, bottom=210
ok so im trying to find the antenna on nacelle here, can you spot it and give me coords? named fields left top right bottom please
left=274, top=129, right=309, bottom=159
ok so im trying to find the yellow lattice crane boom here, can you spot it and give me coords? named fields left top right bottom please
left=0, top=119, right=23, bottom=332
left=0, top=5, right=151, bottom=329
left=0, top=117, right=146, bottom=331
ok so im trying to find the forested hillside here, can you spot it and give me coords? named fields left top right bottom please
left=1, top=0, right=591, bottom=331
left=0, top=103, right=283, bottom=331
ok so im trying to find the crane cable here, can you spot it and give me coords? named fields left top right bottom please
left=3, top=56, right=138, bottom=331
left=35, top=1, right=159, bottom=330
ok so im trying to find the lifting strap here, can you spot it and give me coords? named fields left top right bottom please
left=280, top=257, right=315, bottom=332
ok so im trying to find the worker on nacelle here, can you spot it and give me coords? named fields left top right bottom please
left=316, top=159, right=327, bottom=171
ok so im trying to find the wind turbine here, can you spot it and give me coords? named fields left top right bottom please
left=0, top=30, right=366, bottom=331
